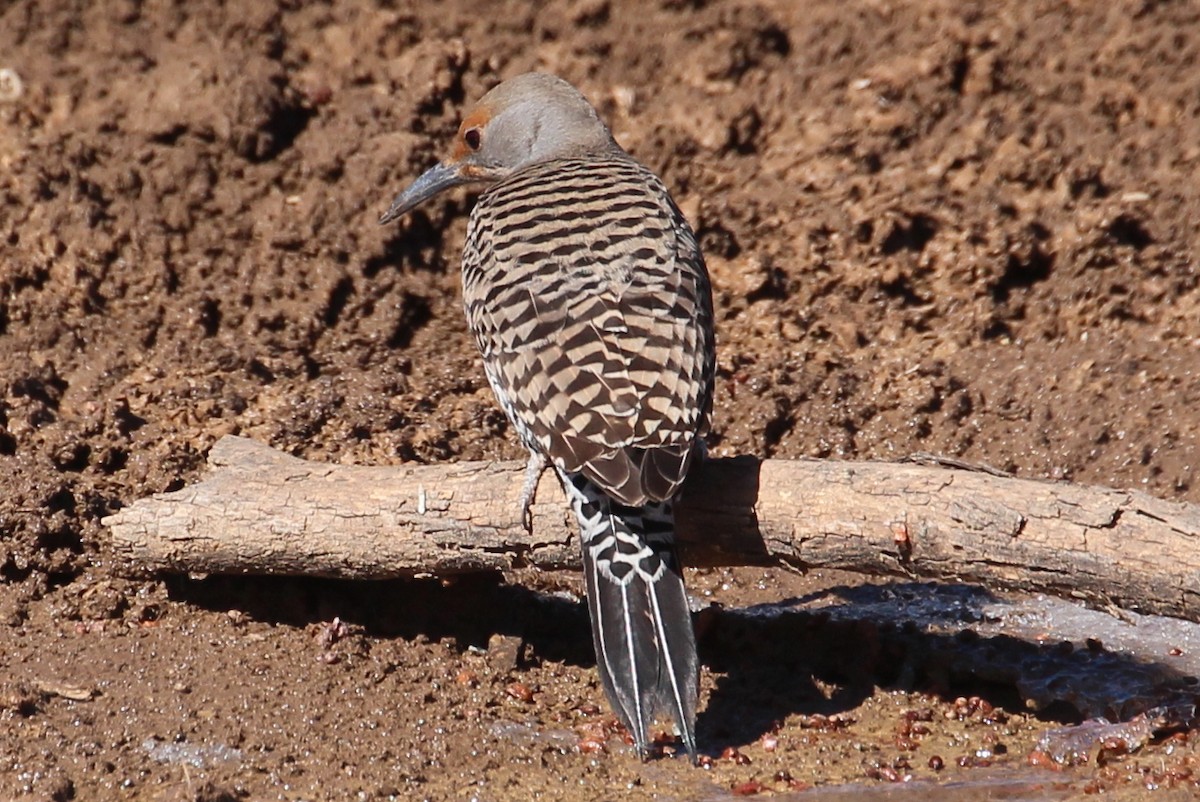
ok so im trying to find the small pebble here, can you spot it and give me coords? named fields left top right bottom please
left=504, top=682, right=533, bottom=703
left=0, top=68, right=23, bottom=102
left=731, top=780, right=765, bottom=796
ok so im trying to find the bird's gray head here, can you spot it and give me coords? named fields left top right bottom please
left=380, top=73, right=619, bottom=224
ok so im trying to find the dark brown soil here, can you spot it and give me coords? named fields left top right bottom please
left=2, top=0, right=1199, bottom=799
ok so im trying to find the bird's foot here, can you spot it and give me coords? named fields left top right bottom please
left=519, top=452, right=549, bottom=532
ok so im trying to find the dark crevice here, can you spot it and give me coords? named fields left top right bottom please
left=880, top=214, right=938, bottom=255
left=199, top=297, right=221, bottom=337
left=697, top=220, right=742, bottom=259
left=389, top=293, right=433, bottom=349
left=149, top=125, right=187, bottom=146
left=46, top=488, right=76, bottom=515
left=253, top=103, right=315, bottom=163
left=322, top=277, right=354, bottom=328
left=949, top=54, right=970, bottom=94
left=1106, top=214, right=1153, bottom=250
left=991, top=247, right=1053, bottom=302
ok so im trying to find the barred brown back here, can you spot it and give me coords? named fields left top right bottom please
left=461, top=155, right=715, bottom=507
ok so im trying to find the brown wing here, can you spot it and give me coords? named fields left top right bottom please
left=462, top=157, right=715, bottom=506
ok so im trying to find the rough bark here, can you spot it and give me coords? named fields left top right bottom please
left=104, top=436, right=1200, bottom=620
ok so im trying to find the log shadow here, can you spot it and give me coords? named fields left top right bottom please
left=167, top=575, right=1199, bottom=757
left=699, top=581, right=1200, bottom=750
left=168, top=572, right=596, bottom=666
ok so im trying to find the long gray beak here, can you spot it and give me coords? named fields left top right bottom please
left=379, top=161, right=467, bottom=224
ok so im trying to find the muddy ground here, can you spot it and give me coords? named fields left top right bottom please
left=2, top=0, right=1200, bottom=799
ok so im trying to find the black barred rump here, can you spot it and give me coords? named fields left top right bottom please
left=566, top=475, right=699, bottom=761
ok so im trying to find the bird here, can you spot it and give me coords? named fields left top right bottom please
left=379, top=73, right=715, bottom=762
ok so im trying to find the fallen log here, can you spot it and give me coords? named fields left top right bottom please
left=104, top=435, right=1200, bottom=621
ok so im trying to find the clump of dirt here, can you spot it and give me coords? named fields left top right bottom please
left=1, top=0, right=1198, bottom=799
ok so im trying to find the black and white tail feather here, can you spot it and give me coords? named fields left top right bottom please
left=565, top=472, right=699, bottom=762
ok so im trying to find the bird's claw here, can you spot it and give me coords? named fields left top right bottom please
left=519, top=453, right=548, bottom=533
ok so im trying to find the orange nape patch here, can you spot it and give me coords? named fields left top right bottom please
left=449, top=106, right=493, bottom=161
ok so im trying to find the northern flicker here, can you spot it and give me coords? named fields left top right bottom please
left=380, top=73, right=715, bottom=762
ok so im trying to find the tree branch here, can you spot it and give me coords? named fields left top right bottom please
left=103, top=436, right=1200, bottom=620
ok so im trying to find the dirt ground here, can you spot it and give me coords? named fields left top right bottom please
left=2, top=0, right=1200, bottom=799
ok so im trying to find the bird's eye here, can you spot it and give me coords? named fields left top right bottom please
left=463, top=127, right=482, bottom=151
